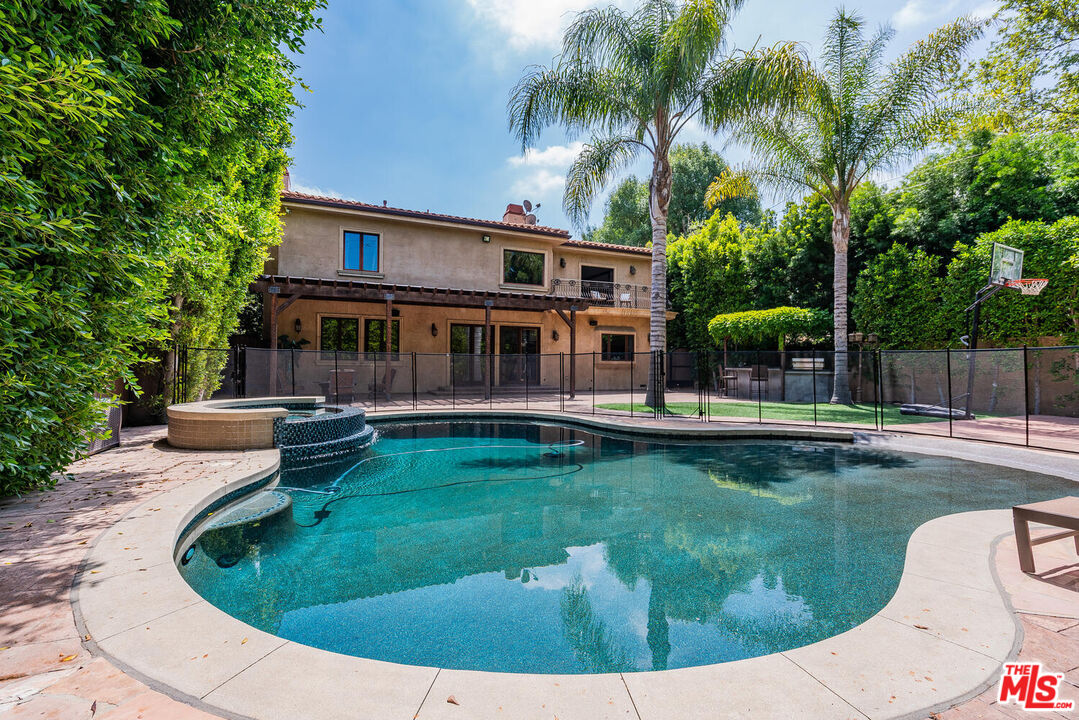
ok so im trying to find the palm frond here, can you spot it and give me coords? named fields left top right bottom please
left=563, top=135, right=644, bottom=228
left=507, top=65, right=635, bottom=151
left=704, top=168, right=758, bottom=207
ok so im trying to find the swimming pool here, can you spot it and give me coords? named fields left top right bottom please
left=178, top=420, right=1075, bottom=674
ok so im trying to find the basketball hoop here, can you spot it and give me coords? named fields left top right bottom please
left=1005, top=278, right=1049, bottom=296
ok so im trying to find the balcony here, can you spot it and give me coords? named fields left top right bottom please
left=550, top=278, right=650, bottom=309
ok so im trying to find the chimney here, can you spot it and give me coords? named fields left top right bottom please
left=502, top=203, right=526, bottom=224
left=283, top=167, right=291, bottom=191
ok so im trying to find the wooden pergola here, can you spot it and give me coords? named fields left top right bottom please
left=252, top=275, right=589, bottom=396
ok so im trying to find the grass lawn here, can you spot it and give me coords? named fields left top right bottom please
left=595, top=400, right=946, bottom=425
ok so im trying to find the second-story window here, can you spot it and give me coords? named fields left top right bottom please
left=503, top=249, right=544, bottom=286
left=343, top=231, right=380, bottom=273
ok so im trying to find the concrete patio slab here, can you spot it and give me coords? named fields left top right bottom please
left=416, top=668, right=637, bottom=720
left=622, top=652, right=869, bottom=720
left=203, top=641, right=438, bottom=720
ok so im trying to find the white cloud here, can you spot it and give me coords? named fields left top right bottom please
left=891, top=0, right=960, bottom=30
left=464, top=0, right=635, bottom=51
left=510, top=168, right=566, bottom=198
left=507, top=141, right=585, bottom=167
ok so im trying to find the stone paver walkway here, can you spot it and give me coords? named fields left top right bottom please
left=0, top=423, right=1076, bottom=719
left=0, top=428, right=238, bottom=719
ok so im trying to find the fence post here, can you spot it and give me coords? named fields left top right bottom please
left=525, top=355, right=530, bottom=410
left=591, top=351, right=596, bottom=415
left=876, top=350, right=885, bottom=429
left=946, top=348, right=953, bottom=438
left=334, top=349, right=339, bottom=402
left=756, top=348, right=762, bottom=424
left=411, top=352, right=417, bottom=410
left=1023, top=345, right=1030, bottom=447
left=450, top=354, right=455, bottom=409
left=872, top=349, right=880, bottom=431
left=629, top=354, right=634, bottom=418
left=559, top=353, right=565, bottom=413
left=811, top=349, right=818, bottom=426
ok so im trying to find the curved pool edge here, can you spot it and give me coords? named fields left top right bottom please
left=70, top=416, right=1076, bottom=720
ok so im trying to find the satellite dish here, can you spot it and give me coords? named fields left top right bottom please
left=523, top=200, right=532, bottom=212
left=524, top=214, right=537, bottom=225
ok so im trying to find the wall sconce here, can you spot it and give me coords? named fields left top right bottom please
left=559, top=257, right=566, bottom=268
left=588, top=319, right=598, bottom=327
left=430, top=323, right=439, bottom=337
left=551, top=330, right=559, bottom=341
left=482, top=234, right=491, bottom=243
left=294, top=318, right=302, bottom=335
left=629, top=265, right=637, bottom=275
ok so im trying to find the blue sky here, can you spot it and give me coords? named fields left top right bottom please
left=287, top=0, right=996, bottom=234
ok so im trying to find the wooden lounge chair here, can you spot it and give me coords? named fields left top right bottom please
left=1012, top=496, right=1079, bottom=573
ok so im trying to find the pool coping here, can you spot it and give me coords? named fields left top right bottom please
left=70, top=413, right=1079, bottom=720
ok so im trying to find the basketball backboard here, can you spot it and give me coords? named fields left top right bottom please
left=989, top=242, right=1024, bottom=285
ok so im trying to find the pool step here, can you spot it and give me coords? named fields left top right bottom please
left=203, top=490, right=292, bottom=532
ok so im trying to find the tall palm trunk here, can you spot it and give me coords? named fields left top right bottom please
left=830, top=202, right=852, bottom=404
left=645, top=151, right=672, bottom=409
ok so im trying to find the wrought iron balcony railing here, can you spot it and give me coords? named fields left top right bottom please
left=550, top=278, right=650, bottom=309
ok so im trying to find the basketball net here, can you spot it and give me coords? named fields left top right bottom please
left=1005, top=278, right=1049, bottom=296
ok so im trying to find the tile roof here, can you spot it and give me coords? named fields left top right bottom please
left=281, top=191, right=570, bottom=238
left=560, top=239, right=653, bottom=255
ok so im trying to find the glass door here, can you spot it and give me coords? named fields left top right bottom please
left=499, top=326, right=540, bottom=385
left=450, top=324, right=486, bottom=386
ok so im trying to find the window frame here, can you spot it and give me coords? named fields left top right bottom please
left=600, top=333, right=635, bottom=362
left=341, top=229, right=381, bottom=275
left=501, top=247, right=547, bottom=288
left=318, top=316, right=360, bottom=360
left=363, top=318, right=401, bottom=360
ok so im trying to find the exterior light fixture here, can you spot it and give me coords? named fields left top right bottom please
left=482, top=234, right=491, bottom=243
left=431, top=323, right=438, bottom=337
left=629, top=265, right=636, bottom=275
left=559, top=257, right=566, bottom=268
left=588, top=319, right=598, bottom=327
left=552, top=330, right=559, bottom=341
left=294, top=318, right=302, bottom=335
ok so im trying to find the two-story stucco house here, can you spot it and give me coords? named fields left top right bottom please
left=256, top=189, right=668, bottom=396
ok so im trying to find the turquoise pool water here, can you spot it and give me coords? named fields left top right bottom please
left=178, top=420, right=1075, bottom=674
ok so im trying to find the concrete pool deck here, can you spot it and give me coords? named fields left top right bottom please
left=1, top=417, right=1077, bottom=719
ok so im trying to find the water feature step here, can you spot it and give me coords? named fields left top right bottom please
left=203, top=490, right=292, bottom=531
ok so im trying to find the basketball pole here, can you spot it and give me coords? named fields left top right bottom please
left=963, top=283, right=1004, bottom=420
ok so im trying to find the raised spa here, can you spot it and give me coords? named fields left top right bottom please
left=178, top=420, right=1074, bottom=674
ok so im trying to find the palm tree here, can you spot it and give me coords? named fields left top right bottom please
left=508, top=0, right=804, bottom=408
left=706, top=9, right=982, bottom=403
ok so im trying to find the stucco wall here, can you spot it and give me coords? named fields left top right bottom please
left=276, top=204, right=647, bottom=294
left=270, top=299, right=651, bottom=393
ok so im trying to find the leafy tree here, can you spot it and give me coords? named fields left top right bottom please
left=586, top=143, right=762, bottom=247
left=586, top=177, right=651, bottom=247
left=851, top=244, right=947, bottom=349
left=0, top=1, right=321, bottom=494
left=893, top=130, right=1079, bottom=257
left=508, top=0, right=805, bottom=406
left=0, top=5, right=173, bottom=494
left=960, top=0, right=1079, bottom=133
left=669, top=143, right=761, bottom=234
left=667, top=213, right=754, bottom=350
left=707, top=10, right=981, bottom=403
